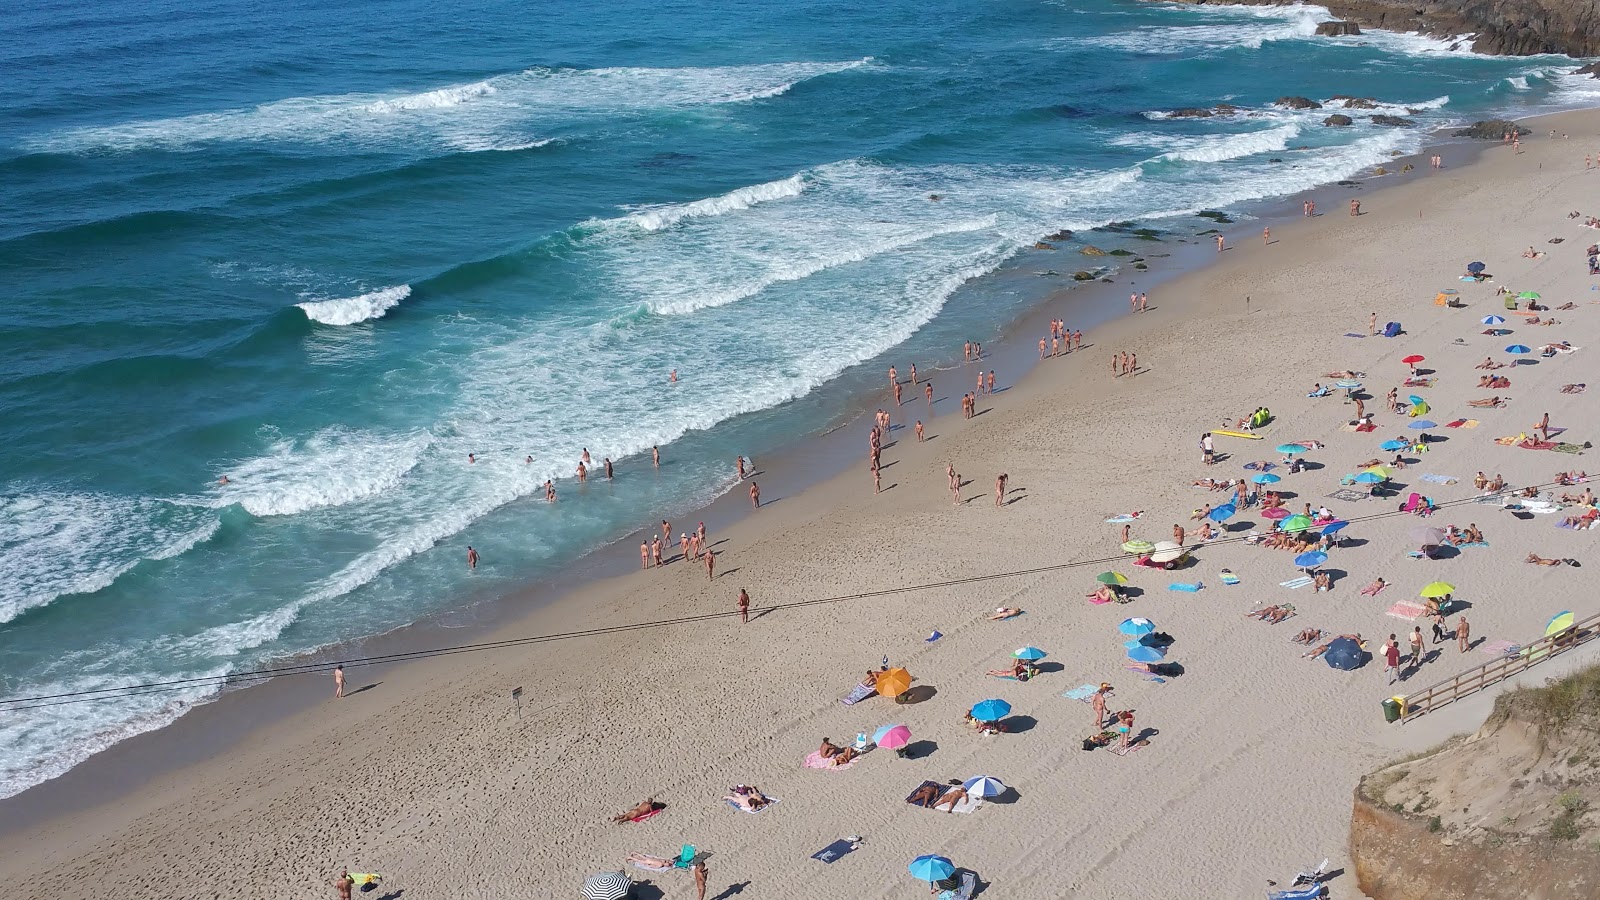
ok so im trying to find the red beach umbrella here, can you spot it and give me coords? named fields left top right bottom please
left=1401, top=354, right=1425, bottom=364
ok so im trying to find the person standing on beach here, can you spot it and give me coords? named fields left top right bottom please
left=1172, top=523, right=1184, bottom=545
left=333, top=664, right=344, bottom=699
left=1350, top=199, right=1360, bottom=216
left=1262, top=226, right=1270, bottom=245
left=704, top=548, right=716, bottom=581
left=1039, top=337, right=1047, bottom=359
left=467, top=546, right=479, bottom=570
left=1215, top=234, right=1224, bottom=252
left=963, top=341, right=972, bottom=362
left=873, top=461, right=881, bottom=494
left=652, top=537, right=663, bottom=567
left=640, top=541, right=649, bottom=569
left=1139, top=293, right=1148, bottom=312
left=1121, top=523, right=1131, bottom=544
left=662, top=519, right=672, bottom=547
left=951, top=470, right=962, bottom=505
left=888, top=365, right=897, bottom=392
left=910, top=363, right=917, bottom=385
left=738, top=588, right=750, bottom=624
left=987, top=370, right=996, bottom=394
left=1117, top=710, right=1135, bottom=748
left=1200, top=432, right=1214, bottom=465
left=1383, top=635, right=1401, bottom=684
left=1430, top=609, right=1448, bottom=645
left=1111, top=354, right=1118, bottom=377
left=994, top=473, right=1007, bottom=507
left=925, top=381, right=934, bottom=411
left=332, top=870, right=354, bottom=900
left=976, top=370, right=984, bottom=396
left=1457, top=615, right=1470, bottom=652
left=736, top=456, right=746, bottom=480
left=749, top=482, right=760, bottom=509
left=914, top=420, right=924, bottom=442
left=893, top=381, right=902, bottom=406
left=1129, top=353, right=1136, bottom=374
left=1092, top=683, right=1110, bottom=728
left=692, top=861, right=708, bottom=900
left=1408, top=626, right=1425, bottom=671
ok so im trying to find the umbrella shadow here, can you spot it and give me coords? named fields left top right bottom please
left=990, top=786, right=1023, bottom=804
left=901, top=739, right=939, bottom=759
left=632, top=884, right=667, bottom=900
left=1001, top=715, right=1038, bottom=734
left=1321, top=568, right=1349, bottom=583
left=899, top=684, right=938, bottom=704
left=1033, top=661, right=1066, bottom=675
left=1120, top=586, right=1146, bottom=599
left=372, top=891, right=404, bottom=900
left=1337, top=537, right=1369, bottom=548
left=1299, top=461, right=1326, bottom=471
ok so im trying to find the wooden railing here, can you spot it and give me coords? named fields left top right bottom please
left=1398, top=611, right=1600, bottom=722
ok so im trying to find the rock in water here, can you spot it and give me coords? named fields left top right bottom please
left=1168, top=107, right=1213, bottom=118
left=1370, top=115, right=1415, bottom=127
left=1314, top=21, right=1361, bottom=36
left=1577, top=62, right=1600, bottom=79
left=1323, top=114, right=1354, bottom=127
left=1080, top=246, right=1107, bottom=256
left=1275, top=96, right=1323, bottom=110
left=1452, top=119, right=1531, bottom=139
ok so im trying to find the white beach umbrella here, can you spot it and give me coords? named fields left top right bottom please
left=963, top=775, right=1006, bottom=797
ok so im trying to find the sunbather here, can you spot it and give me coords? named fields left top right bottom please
left=626, top=852, right=677, bottom=869
left=818, top=737, right=858, bottom=764
left=932, top=780, right=970, bottom=813
left=986, top=659, right=1030, bottom=680
left=1248, top=605, right=1294, bottom=623
left=1464, top=523, right=1485, bottom=543
left=1313, top=571, right=1333, bottom=592
left=1190, top=504, right=1212, bottom=521
left=613, top=799, right=660, bottom=824
left=1303, top=633, right=1362, bottom=659
left=1476, top=358, right=1504, bottom=370
left=1359, top=577, right=1387, bottom=596
left=962, top=713, right=1002, bottom=734
left=724, top=785, right=772, bottom=812
left=1558, top=302, right=1577, bottom=310
left=907, top=782, right=942, bottom=807
left=987, top=607, right=1023, bottom=620
left=1477, top=375, right=1510, bottom=389
left=1485, top=474, right=1506, bottom=493
left=1561, top=509, right=1599, bottom=529
left=1292, top=627, right=1325, bottom=645
left=1527, top=553, right=1565, bottom=566
left=1467, top=396, right=1506, bottom=408
left=1087, top=585, right=1120, bottom=603
left=1192, top=522, right=1216, bottom=542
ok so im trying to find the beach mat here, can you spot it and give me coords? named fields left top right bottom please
left=1220, top=571, right=1241, bottom=585
left=1112, top=740, right=1148, bottom=756
left=1326, top=489, right=1368, bottom=502
left=1279, top=576, right=1313, bottom=590
left=1478, top=639, right=1519, bottom=657
left=804, top=750, right=854, bottom=771
left=1343, top=333, right=1366, bottom=338
left=1420, top=474, right=1459, bottom=485
left=1387, top=600, right=1428, bottom=620
left=1554, top=442, right=1587, bottom=454
left=839, top=683, right=876, bottom=706
left=626, top=807, right=664, bottom=824
left=1063, top=684, right=1099, bottom=702
left=811, top=839, right=859, bottom=864
left=726, top=796, right=780, bottom=814
left=1104, top=513, right=1141, bottom=523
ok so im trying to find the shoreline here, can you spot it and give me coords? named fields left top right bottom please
left=0, top=112, right=1537, bottom=831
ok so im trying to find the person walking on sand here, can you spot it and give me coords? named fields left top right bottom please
left=1129, top=352, right=1137, bottom=374
left=987, top=370, right=996, bottom=394
left=692, top=861, right=708, bottom=900
left=914, top=420, right=924, bottom=442
left=1139, top=293, right=1148, bottom=312
left=910, top=363, right=917, bottom=385
left=738, top=588, right=750, bottom=624
left=994, top=473, right=1008, bottom=507
left=1200, top=432, right=1214, bottom=465
left=1040, top=337, right=1048, bottom=359
left=1350, top=199, right=1360, bottom=216
left=873, top=462, right=881, bottom=494
left=1262, top=226, right=1270, bottom=245
left=1215, top=234, right=1224, bottom=252
left=749, top=482, right=761, bottom=509
left=641, top=541, right=649, bottom=569
left=736, top=455, right=746, bottom=480
left=1457, top=615, right=1470, bottom=652
left=652, top=536, right=663, bottom=567
left=888, top=365, right=897, bottom=391
left=951, top=470, right=962, bottom=505
left=1121, top=522, right=1131, bottom=544
left=893, top=380, right=902, bottom=406
left=1431, top=609, right=1448, bottom=645
left=1384, top=635, right=1401, bottom=684
left=467, top=545, right=479, bottom=570
left=1408, top=626, right=1425, bottom=671
left=925, top=381, right=934, bottom=411
left=333, top=664, right=344, bottom=699
left=1110, top=354, right=1118, bottom=377
left=705, top=548, right=716, bottom=581
left=1092, top=683, right=1111, bottom=728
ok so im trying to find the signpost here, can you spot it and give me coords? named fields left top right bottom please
left=511, top=686, right=523, bottom=719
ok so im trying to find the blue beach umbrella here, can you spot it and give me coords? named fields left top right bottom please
left=1252, top=472, right=1281, bottom=485
left=1506, top=344, right=1531, bottom=354
left=962, top=776, right=1006, bottom=798
left=1467, top=261, right=1485, bottom=274
left=1012, top=646, right=1046, bottom=661
left=1408, top=395, right=1425, bottom=407
left=1352, top=472, right=1383, bottom=483
left=1208, top=503, right=1237, bottom=522
left=1276, top=443, right=1308, bottom=455
left=1408, top=420, right=1436, bottom=429
left=1118, top=617, right=1156, bottom=637
left=1127, top=644, right=1165, bottom=663
left=970, top=699, right=1011, bottom=722
left=1321, top=520, right=1349, bottom=536
left=1324, top=637, right=1366, bottom=671
left=1482, top=315, right=1505, bottom=325
left=1124, top=637, right=1152, bottom=650
left=1294, top=551, right=1328, bottom=569
left=1380, top=439, right=1408, bottom=451
left=909, top=855, right=956, bottom=883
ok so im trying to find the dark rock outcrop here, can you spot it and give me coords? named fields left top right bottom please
left=1323, top=114, right=1355, bottom=126
left=1340, top=97, right=1379, bottom=109
left=1370, top=114, right=1415, bottom=127
left=1212, top=103, right=1240, bottom=114
left=1168, top=107, right=1213, bottom=118
left=1452, top=119, right=1532, bottom=139
left=1275, top=96, right=1323, bottom=110
left=1577, top=62, right=1600, bottom=78
left=1315, top=20, right=1362, bottom=35
left=1161, top=0, right=1600, bottom=58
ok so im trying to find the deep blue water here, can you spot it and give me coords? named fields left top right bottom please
left=0, top=0, right=1591, bottom=795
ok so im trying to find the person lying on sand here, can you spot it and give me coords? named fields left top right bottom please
left=1561, top=383, right=1587, bottom=394
left=1086, top=585, right=1122, bottom=604
left=1302, top=634, right=1362, bottom=659
left=931, top=780, right=970, bottom=813
left=1557, top=302, right=1577, bottom=310
left=1467, top=397, right=1506, bottom=408
left=1527, top=553, right=1568, bottom=566
left=987, top=607, right=1023, bottom=620
left=1323, top=370, right=1362, bottom=379
left=724, top=785, right=771, bottom=812
left=818, top=737, right=858, bottom=764
left=1478, top=375, right=1511, bottom=389
left=1313, top=571, right=1333, bottom=592
left=1359, top=577, right=1387, bottom=596
left=626, top=852, right=677, bottom=869
left=907, top=782, right=942, bottom=807
left=1519, top=486, right=1540, bottom=499
left=1476, top=358, right=1505, bottom=370
left=612, top=799, right=660, bottom=824
left=1247, top=605, right=1294, bottom=623
left=1293, top=627, right=1325, bottom=645
left=1561, top=509, right=1600, bottom=529
left=1190, top=504, right=1212, bottom=521
left=986, top=659, right=1031, bottom=680
left=1192, top=522, right=1216, bottom=542
left=1523, top=246, right=1544, bottom=259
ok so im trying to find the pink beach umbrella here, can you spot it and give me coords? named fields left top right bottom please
left=873, top=724, right=912, bottom=749
left=1262, top=507, right=1291, bottom=520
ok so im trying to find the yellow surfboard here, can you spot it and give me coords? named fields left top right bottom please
left=1211, top=429, right=1263, bottom=440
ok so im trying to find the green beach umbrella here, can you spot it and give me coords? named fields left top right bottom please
left=1096, top=571, right=1129, bottom=585
left=1518, top=291, right=1540, bottom=300
left=1280, top=514, right=1313, bottom=532
left=1121, top=539, right=1154, bottom=554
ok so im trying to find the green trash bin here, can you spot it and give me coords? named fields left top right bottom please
left=1382, top=697, right=1402, bottom=723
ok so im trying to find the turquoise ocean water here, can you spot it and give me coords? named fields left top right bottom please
left=1, top=0, right=1595, bottom=796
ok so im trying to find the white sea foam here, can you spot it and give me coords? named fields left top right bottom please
left=1057, top=3, right=1469, bottom=57
left=297, top=285, right=411, bottom=325
left=1161, top=124, right=1302, bottom=163
left=622, top=174, right=808, bottom=232
left=24, top=58, right=874, bottom=154
left=212, top=426, right=433, bottom=517
left=0, top=493, right=220, bottom=624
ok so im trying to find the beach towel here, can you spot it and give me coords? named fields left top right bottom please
left=1520, top=440, right=1558, bottom=450
left=1343, top=333, right=1366, bottom=338
left=839, top=683, right=876, bottom=706
left=811, top=839, right=860, bottom=864
left=804, top=750, right=855, bottom=771
left=1420, top=474, right=1459, bottom=485
left=1242, top=461, right=1277, bottom=471
left=1478, top=639, right=1519, bottom=657
left=626, top=808, right=664, bottom=824
left=725, top=797, right=780, bottom=814
left=1063, top=684, right=1100, bottom=702
left=1280, top=576, right=1314, bottom=590
left=1104, top=513, right=1142, bottom=523
left=1220, top=571, right=1241, bottom=585
left=631, top=860, right=675, bottom=872
left=925, top=630, right=943, bottom=643
left=1112, top=740, right=1148, bottom=756
left=1386, top=600, right=1428, bottom=620
left=1168, top=582, right=1203, bottom=592
left=1554, top=442, right=1588, bottom=454
left=1355, top=423, right=1377, bottom=433
left=1326, top=489, right=1368, bottom=502
left=1087, top=593, right=1113, bottom=605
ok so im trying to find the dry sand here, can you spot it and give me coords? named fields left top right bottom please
left=5, top=110, right=1600, bottom=900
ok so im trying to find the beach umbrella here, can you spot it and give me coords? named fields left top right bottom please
left=1149, top=541, right=1186, bottom=563
left=1127, top=644, right=1166, bottom=663
left=1263, top=506, right=1290, bottom=520
left=1252, top=472, right=1281, bottom=485
left=1365, top=465, right=1393, bottom=479
left=1408, top=420, right=1436, bottom=430
left=970, top=699, right=1011, bottom=722
left=1546, top=610, right=1575, bottom=637
left=1518, top=291, right=1540, bottom=301
left=1276, top=443, right=1308, bottom=455
left=582, top=872, right=633, bottom=900
left=1402, top=354, right=1425, bottom=365
left=1482, top=315, right=1505, bottom=325
left=1119, top=617, right=1156, bottom=637
left=1352, top=472, right=1383, bottom=483
left=1324, top=637, right=1365, bottom=671
left=1281, top=514, right=1313, bottom=532
left=1207, top=503, right=1237, bottom=522
left=909, top=855, right=956, bottom=884
left=873, top=724, right=912, bottom=749
left=1321, top=520, right=1349, bottom=536
left=1506, top=344, right=1531, bottom=354
left=1294, top=551, right=1328, bottom=569
left=1380, top=439, right=1408, bottom=451
left=876, top=668, right=912, bottom=698
left=1012, top=646, right=1047, bottom=661
left=1096, top=571, right=1128, bottom=586
left=1419, top=581, right=1455, bottom=599
left=1410, top=526, right=1444, bottom=546
left=1121, top=539, right=1154, bottom=554
left=1335, top=379, right=1362, bottom=390
left=1407, top=395, right=1425, bottom=407
left=962, top=775, right=1006, bottom=798
left=1467, top=261, right=1485, bottom=274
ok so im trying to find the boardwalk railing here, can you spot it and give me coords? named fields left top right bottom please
left=1398, top=611, right=1600, bottom=722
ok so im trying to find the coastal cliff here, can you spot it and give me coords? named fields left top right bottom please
left=1168, top=1, right=1600, bottom=57
left=1351, top=666, right=1600, bottom=899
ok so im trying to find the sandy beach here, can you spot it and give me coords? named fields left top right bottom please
left=6, top=109, right=1600, bottom=900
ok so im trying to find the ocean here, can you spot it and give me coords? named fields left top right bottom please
left=0, top=0, right=1593, bottom=797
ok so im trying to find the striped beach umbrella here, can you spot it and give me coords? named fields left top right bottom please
left=582, top=872, right=633, bottom=900
left=1121, top=539, right=1154, bottom=554
left=962, top=775, right=1006, bottom=797
left=1482, top=315, right=1505, bottom=325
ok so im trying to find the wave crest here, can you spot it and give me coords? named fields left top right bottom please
left=297, top=285, right=411, bottom=325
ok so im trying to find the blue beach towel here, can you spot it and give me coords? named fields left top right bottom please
left=1062, top=684, right=1098, bottom=702
left=1219, top=571, right=1241, bottom=585
left=1168, top=582, right=1203, bottom=592
left=1280, top=576, right=1314, bottom=589
left=1420, top=474, right=1459, bottom=485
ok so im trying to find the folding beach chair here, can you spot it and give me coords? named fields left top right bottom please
left=936, top=871, right=978, bottom=900
left=1267, top=885, right=1324, bottom=900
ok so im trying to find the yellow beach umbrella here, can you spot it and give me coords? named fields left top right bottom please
left=1545, top=611, right=1575, bottom=637
left=1365, top=465, right=1393, bottom=480
left=1419, top=581, right=1455, bottom=599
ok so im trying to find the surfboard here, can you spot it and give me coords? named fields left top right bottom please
left=1211, top=429, right=1263, bottom=440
